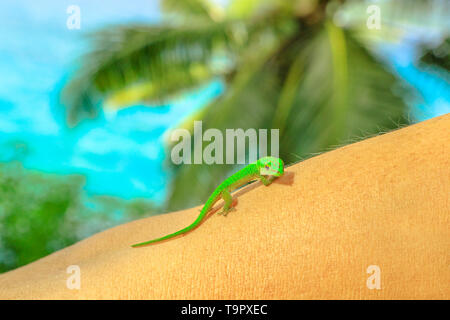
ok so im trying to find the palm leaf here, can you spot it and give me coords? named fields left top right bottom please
left=61, top=13, right=291, bottom=125
left=61, top=22, right=239, bottom=124
left=161, top=0, right=222, bottom=21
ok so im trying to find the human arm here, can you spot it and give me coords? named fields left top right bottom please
left=0, top=114, right=448, bottom=299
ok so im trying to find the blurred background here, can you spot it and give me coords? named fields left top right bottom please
left=0, top=0, right=448, bottom=273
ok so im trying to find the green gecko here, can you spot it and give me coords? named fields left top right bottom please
left=131, top=156, right=284, bottom=247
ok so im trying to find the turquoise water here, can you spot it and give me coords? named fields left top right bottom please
left=0, top=1, right=224, bottom=202
left=377, top=31, right=450, bottom=121
left=0, top=1, right=448, bottom=203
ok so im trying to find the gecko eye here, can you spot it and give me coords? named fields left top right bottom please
left=265, top=165, right=270, bottom=170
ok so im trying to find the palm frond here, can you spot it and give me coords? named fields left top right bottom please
left=161, top=0, right=223, bottom=21
left=62, top=22, right=239, bottom=124
left=419, top=37, right=450, bottom=73
left=61, top=13, right=291, bottom=125
left=281, top=24, right=411, bottom=163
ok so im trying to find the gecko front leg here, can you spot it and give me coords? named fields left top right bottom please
left=258, top=174, right=276, bottom=186
left=218, top=189, right=236, bottom=216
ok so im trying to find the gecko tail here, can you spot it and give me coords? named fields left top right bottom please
left=131, top=222, right=200, bottom=248
left=131, top=208, right=209, bottom=248
left=131, top=231, right=181, bottom=247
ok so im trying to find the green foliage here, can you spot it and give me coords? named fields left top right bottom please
left=419, top=37, right=450, bottom=72
left=0, top=162, right=82, bottom=272
left=0, top=162, right=158, bottom=273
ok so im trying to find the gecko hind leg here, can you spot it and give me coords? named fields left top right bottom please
left=218, top=190, right=236, bottom=216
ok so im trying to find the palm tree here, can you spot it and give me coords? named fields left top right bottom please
left=61, top=0, right=445, bottom=211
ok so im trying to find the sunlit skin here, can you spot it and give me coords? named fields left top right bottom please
left=131, top=157, right=284, bottom=247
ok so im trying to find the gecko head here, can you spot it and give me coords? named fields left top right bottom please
left=257, top=157, right=284, bottom=177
